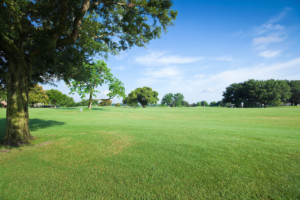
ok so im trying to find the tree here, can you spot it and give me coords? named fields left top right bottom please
left=125, top=87, right=159, bottom=108
left=200, top=101, right=209, bottom=107
left=288, top=80, right=300, bottom=106
left=99, top=99, right=112, bottom=106
left=1, top=0, right=177, bottom=145
left=46, top=89, right=65, bottom=106
left=69, top=60, right=125, bottom=109
left=28, top=84, right=49, bottom=107
left=172, top=93, right=184, bottom=107
left=161, top=93, right=174, bottom=106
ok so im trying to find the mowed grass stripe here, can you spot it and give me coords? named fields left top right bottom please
left=0, top=107, right=300, bottom=199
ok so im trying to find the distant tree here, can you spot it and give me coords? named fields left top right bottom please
left=28, top=85, right=49, bottom=107
left=60, top=95, right=75, bottom=107
left=181, top=100, right=190, bottom=107
left=161, top=93, right=174, bottom=106
left=46, top=89, right=65, bottom=106
left=288, top=80, right=300, bottom=106
left=125, top=87, right=159, bottom=108
left=200, top=101, right=209, bottom=107
left=223, top=79, right=291, bottom=107
left=172, top=93, right=184, bottom=107
left=258, top=79, right=291, bottom=107
left=209, top=101, right=217, bottom=107
left=69, top=61, right=125, bottom=109
left=99, top=99, right=112, bottom=106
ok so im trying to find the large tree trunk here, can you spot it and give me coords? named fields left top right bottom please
left=2, top=56, right=32, bottom=146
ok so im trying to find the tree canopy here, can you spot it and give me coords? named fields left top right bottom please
left=69, top=60, right=125, bottom=109
left=125, top=87, right=158, bottom=108
left=28, top=84, right=49, bottom=107
left=0, top=0, right=177, bottom=145
left=223, top=79, right=292, bottom=107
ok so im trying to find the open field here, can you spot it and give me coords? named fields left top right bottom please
left=0, top=107, right=300, bottom=199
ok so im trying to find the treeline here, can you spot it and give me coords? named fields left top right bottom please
left=223, top=79, right=300, bottom=107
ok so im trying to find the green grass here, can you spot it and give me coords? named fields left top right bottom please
left=0, top=107, right=300, bottom=199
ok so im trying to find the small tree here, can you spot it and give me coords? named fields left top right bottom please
left=200, top=101, right=209, bottom=107
left=125, top=87, right=159, bottom=108
left=28, top=84, right=49, bottom=107
left=69, top=60, right=125, bottom=109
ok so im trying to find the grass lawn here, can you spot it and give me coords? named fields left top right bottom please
left=0, top=107, right=300, bottom=199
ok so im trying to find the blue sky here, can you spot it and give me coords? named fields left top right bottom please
left=43, top=0, right=300, bottom=103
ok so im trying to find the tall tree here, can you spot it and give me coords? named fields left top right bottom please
left=69, top=60, right=125, bottom=109
left=0, top=0, right=177, bottom=145
left=125, top=87, right=158, bottom=108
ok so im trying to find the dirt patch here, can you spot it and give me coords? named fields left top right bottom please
left=0, top=149, right=11, bottom=153
left=37, top=141, right=53, bottom=147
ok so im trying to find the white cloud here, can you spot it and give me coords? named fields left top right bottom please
left=115, top=65, right=126, bottom=70
left=149, top=57, right=300, bottom=103
left=253, top=35, right=286, bottom=46
left=146, top=67, right=180, bottom=78
left=255, top=7, right=290, bottom=35
left=258, top=50, right=281, bottom=58
left=135, top=51, right=202, bottom=66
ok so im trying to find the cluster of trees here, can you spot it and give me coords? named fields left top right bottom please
left=223, top=79, right=300, bottom=107
left=123, top=87, right=159, bottom=108
left=1, top=0, right=177, bottom=145
left=27, top=85, right=75, bottom=107
left=161, top=93, right=189, bottom=107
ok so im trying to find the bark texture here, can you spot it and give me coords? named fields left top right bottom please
left=2, top=56, right=32, bottom=145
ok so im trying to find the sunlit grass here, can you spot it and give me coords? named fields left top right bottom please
left=1, top=106, right=300, bottom=199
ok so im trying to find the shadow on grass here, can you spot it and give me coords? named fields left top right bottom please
left=91, top=107, right=105, bottom=111
left=0, top=118, right=65, bottom=148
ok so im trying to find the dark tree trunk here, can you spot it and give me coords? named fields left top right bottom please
left=2, top=56, right=32, bottom=146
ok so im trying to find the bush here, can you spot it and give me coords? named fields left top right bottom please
left=115, top=103, right=121, bottom=107
left=99, top=99, right=112, bottom=106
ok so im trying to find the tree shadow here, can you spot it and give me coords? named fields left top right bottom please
left=91, top=107, right=105, bottom=111
left=0, top=118, right=65, bottom=145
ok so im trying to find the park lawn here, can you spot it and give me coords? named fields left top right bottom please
left=0, top=107, right=300, bottom=199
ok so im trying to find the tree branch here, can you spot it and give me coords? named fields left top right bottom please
left=56, top=0, right=91, bottom=47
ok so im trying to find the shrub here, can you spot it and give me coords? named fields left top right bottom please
left=115, top=103, right=121, bottom=107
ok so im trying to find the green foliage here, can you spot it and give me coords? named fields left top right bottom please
left=223, top=79, right=291, bottom=107
left=200, top=101, right=209, bottom=107
left=125, top=87, right=159, bottom=108
left=99, top=99, right=112, bottom=106
left=161, top=93, right=174, bottom=106
left=288, top=80, right=300, bottom=105
left=172, top=93, right=184, bottom=107
left=46, top=89, right=75, bottom=107
left=115, top=103, right=121, bottom=107
left=0, top=0, right=177, bottom=85
left=161, top=93, right=188, bottom=107
left=28, top=84, right=49, bottom=107
left=0, top=90, right=7, bottom=101
left=69, top=60, right=125, bottom=109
